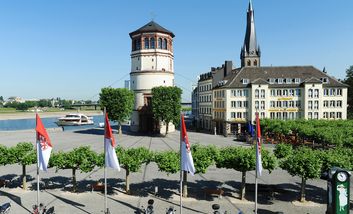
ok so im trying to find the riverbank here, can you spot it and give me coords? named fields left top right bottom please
left=0, top=110, right=102, bottom=120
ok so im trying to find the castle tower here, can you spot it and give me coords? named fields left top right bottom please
left=129, top=21, right=175, bottom=133
left=240, top=0, right=261, bottom=67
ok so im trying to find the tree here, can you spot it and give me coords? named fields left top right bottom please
left=51, top=146, right=98, bottom=192
left=343, top=65, right=353, bottom=119
left=99, top=87, right=134, bottom=135
left=0, top=145, right=9, bottom=166
left=151, top=86, right=182, bottom=135
left=281, top=146, right=322, bottom=202
left=154, top=150, right=180, bottom=175
left=16, top=103, right=29, bottom=111
left=7, top=142, right=36, bottom=190
left=116, top=147, right=152, bottom=194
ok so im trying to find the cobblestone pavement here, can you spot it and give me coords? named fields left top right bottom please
left=0, top=127, right=352, bottom=214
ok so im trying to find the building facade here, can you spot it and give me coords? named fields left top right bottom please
left=129, top=21, right=175, bottom=133
left=193, top=0, right=348, bottom=136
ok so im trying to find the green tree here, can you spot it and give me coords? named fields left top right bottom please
left=281, top=146, right=322, bottom=202
left=343, top=65, right=353, bottom=118
left=16, top=102, right=29, bottom=111
left=319, top=148, right=352, bottom=172
left=0, top=145, right=9, bottom=166
left=7, top=142, right=36, bottom=190
left=51, top=146, right=98, bottom=192
left=116, top=147, right=152, bottom=194
left=154, top=150, right=180, bottom=175
left=151, top=86, right=182, bottom=136
left=99, top=87, right=134, bottom=135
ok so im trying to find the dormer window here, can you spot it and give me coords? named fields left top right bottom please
left=295, top=78, right=301, bottom=84
left=286, top=78, right=292, bottom=84
left=269, top=78, right=275, bottom=84
left=278, top=78, right=283, bottom=84
left=321, top=77, right=329, bottom=83
left=242, top=79, right=249, bottom=84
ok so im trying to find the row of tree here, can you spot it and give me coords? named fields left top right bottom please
left=260, top=119, right=353, bottom=147
left=2, top=142, right=352, bottom=202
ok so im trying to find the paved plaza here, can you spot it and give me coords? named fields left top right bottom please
left=0, top=127, right=352, bottom=213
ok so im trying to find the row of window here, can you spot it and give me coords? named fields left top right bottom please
left=199, top=95, right=212, bottom=103
left=214, top=90, right=225, bottom=98
left=132, top=37, right=169, bottom=51
left=269, top=78, right=301, bottom=84
left=323, top=100, right=343, bottom=108
left=231, top=101, right=249, bottom=108
left=323, top=88, right=342, bottom=96
left=199, top=107, right=211, bottom=115
left=255, top=101, right=266, bottom=110
left=214, top=101, right=225, bottom=108
left=231, top=89, right=249, bottom=97
left=255, top=89, right=266, bottom=99
left=270, top=112, right=301, bottom=120
left=270, top=100, right=301, bottom=108
left=214, top=111, right=225, bottom=119
left=270, top=89, right=301, bottom=97
left=231, top=112, right=249, bottom=119
left=199, top=84, right=212, bottom=92
left=308, top=89, right=320, bottom=98
left=323, top=112, right=343, bottom=119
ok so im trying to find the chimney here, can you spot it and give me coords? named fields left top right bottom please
left=224, top=61, right=233, bottom=77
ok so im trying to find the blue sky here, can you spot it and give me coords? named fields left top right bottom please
left=0, top=0, right=352, bottom=102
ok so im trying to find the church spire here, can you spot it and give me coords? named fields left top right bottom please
left=241, top=0, right=260, bottom=67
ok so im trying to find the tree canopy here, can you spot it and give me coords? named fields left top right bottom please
left=151, top=86, right=182, bottom=135
left=344, top=65, right=353, bottom=118
left=99, top=87, right=134, bottom=123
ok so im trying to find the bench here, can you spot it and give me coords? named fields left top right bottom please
left=203, top=188, right=224, bottom=199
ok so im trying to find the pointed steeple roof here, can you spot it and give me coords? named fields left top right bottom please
left=242, top=0, right=259, bottom=55
left=129, top=21, right=175, bottom=38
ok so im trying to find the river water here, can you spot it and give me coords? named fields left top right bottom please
left=0, top=115, right=105, bottom=131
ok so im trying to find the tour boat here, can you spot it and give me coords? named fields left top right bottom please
left=55, top=113, right=94, bottom=126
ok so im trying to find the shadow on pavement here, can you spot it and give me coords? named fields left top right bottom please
left=0, top=189, right=31, bottom=213
left=45, top=190, right=90, bottom=214
left=130, top=178, right=178, bottom=199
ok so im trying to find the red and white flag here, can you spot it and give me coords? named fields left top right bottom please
left=181, top=115, right=195, bottom=175
left=36, top=114, right=52, bottom=171
left=255, top=112, right=263, bottom=176
left=104, top=113, right=120, bottom=170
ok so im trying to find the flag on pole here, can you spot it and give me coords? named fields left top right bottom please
left=36, top=114, right=52, bottom=171
left=104, top=113, right=120, bottom=170
left=248, top=121, right=255, bottom=137
left=181, top=115, right=195, bottom=175
left=255, top=112, right=263, bottom=176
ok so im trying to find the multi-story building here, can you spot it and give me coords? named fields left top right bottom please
left=129, top=21, right=175, bottom=133
left=193, top=0, right=348, bottom=136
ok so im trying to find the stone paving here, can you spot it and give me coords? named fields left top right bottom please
left=0, top=127, right=352, bottom=214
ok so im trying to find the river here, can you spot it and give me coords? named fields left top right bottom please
left=0, top=115, right=106, bottom=131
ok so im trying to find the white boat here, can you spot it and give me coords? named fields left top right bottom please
left=55, top=113, right=94, bottom=126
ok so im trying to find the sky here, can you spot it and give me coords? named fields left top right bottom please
left=0, top=0, right=352, bottom=102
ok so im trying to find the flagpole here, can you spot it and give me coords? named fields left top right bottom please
left=103, top=107, right=108, bottom=214
left=254, top=111, right=258, bottom=214
left=179, top=114, right=183, bottom=214
left=35, top=109, right=40, bottom=211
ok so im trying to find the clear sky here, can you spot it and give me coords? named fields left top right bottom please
left=0, top=0, right=352, bottom=102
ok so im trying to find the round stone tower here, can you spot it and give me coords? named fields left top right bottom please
left=129, top=21, right=175, bottom=133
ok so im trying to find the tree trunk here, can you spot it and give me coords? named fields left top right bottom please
left=125, top=169, right=130, bottom=194
left=182, top=171, right=188, bottom=197
left=240, top=171, right=246, bottom=200
left=72, top=168, right=77, bottom=192
left=300, top=176, right=306, bottom=202
left=119, top=122, right=122, bottom=137
left=22, top=165, right=27, bottom=190
left=165, top=121, right=169, bottom=136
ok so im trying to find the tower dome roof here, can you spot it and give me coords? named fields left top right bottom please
left=129, top=21, right=175, bottom=38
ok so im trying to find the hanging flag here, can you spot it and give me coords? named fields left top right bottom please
left=255, top=112, right=263, bottom=176
left=181, top=115, right=195, bottom=175
left=36, top=114, right=52, bottom=171
left=104, top=113, right=120, bottom=170
left=248, top=121, right=255, bottom=137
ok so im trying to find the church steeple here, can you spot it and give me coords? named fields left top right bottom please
left=241, top=0, right=261, bottom=67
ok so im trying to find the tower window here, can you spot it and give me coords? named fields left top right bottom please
left=144, top=38, right=149, bottom=49
left=152, top=58, right=154, bottom=62
left=158, top=38, right=162, bottom=49
left=163, top=38, right=167, bottom=49
left=247, top=60, right=251, bottom=66
left=254, top=60, right=258, bottom=66
left=150, top=37, right=155, bottom=49
left=136, top=39, right=141, bottom=50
